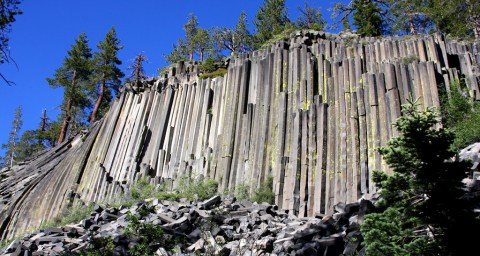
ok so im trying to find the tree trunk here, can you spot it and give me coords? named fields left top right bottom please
left=90, top=74, right=105, bottom=123
left=200, top=50, right=204, bottom=62
left=57, top=71, right=76, bottom=144
left=57, top=98, right=71, bottom=145
left=409, top=19, right=417, bottom=35
left=189, top=52, right=194, bottom=62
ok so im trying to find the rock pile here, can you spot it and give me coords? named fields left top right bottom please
left=1, top=196, right=376, bottom=256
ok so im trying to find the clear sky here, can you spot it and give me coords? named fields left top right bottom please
left=0, top=0, right=344, bottom=156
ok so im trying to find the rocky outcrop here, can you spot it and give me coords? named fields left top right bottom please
left=1, top=31, right=480, bottom=240
left=0, top=196, right=375, bottom=255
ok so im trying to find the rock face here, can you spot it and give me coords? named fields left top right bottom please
left=1, top=196, right=374, bottom=255
left=1, top=31, right=480, bottom=240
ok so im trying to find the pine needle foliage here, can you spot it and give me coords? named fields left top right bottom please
left=362, top=99, right=479, bottom=255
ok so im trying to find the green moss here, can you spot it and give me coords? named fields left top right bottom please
left=199, top=68, right=227, bottom=79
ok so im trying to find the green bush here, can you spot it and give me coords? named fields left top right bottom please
left=440, top=79, right=480, bottom=150
left=200, top=57, right=217, bottom=73
left=172, top=176, right=219, bottom=201
left=124, top=213, right=165, bottom=256
left=80, top=237, right=115, bottom=256
left=252, top=176, right=275, bottom=204
left=40, top=204, right=94, bottom=229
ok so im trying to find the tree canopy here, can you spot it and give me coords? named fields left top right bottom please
left=90, top=27, right=124, bottom=123
left=47, top=32, right=93, bottom=144
left=253, top=0, right=290, bottom=46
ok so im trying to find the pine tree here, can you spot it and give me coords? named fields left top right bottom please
left=15, top=130, right=44, bottom=162
left=47, top=33, right=93, bottom=144
left=333, top=0, right=388, bottom=36
left=427, top=0, right=480, bottom=39
left=361, top=100, right=479, bottom=255
left=184, top=13, right=198, bottom=61
left=213, top=11, right=252, bottom=54
left=253, top=0, right=290, bottom=46
left=0, top=0, right=21, bottom=85
left=387, top=0, right=432, bottom=35
left=90, top=27, right=124, bottom=123
left=296, top=2, right=326, bottom=31
left=1, top=106, right=22, bottom=168
left=128, top=53, right=148, bottom=91
left=193, top=28, right=211, bottom=62
left=164, top=39, right=188, bottom=64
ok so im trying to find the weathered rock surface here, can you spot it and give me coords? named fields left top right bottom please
left=1, top=196, right=375, bottom=255
left=1, top=31, right=480, bottom=239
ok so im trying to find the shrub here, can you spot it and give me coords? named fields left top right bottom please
left=173, top=175, right=219, bottom=201
left=252, top=176, right=275, bottom=204
left=440, top=79, right=480, bottom=150
left=200, top=57, right=217, bottom=73
left=80, top=237, right=115, bottom=256
left=40, top=204, right=94, bottom=229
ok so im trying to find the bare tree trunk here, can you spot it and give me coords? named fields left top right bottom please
left=90, top=74, right=105, bottom=123
left=58, top=71, right=76, bottom=144
left=410, top=19, right=417, bottom=35
left=40, top=109, right=47, bottom=132
left=57, top=98, right=71, bottom=145
left=189, top=52, right=194, bottom=61
left=200, top=50, right=204, bottom=62
left=9, top=126, right=18, bottom=169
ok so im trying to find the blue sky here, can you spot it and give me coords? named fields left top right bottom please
left=0, top=0, right=345, bottom=156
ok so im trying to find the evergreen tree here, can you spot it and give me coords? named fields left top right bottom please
left=427, top=0, right=480, bottom=39
left=253, top=0, right=290, bottom=46
left=0, top=106, right=22, bottom=168
left=387, top=0, right=432, bottom=35
left=333, top=0, right=388, bottom=36
left=296, top=2, right=326, bottom=31
left=47, top=33, right=93, bottom=144
left=127, top=53, right=148, bottom=90
left=164, top=39, right=188, bottom=64
left=361, top=100, right=479, bottom=255
left=193, top=27, right=211, bottom=62
left=90, top=27, right=124, bottom=123
left=0, top=0, right=22, bottom=85
left=15, top=129, right=44, bottom=162
left=213, top=11, right=252, bottom=54
left=184, top=13, right=198, bottom=61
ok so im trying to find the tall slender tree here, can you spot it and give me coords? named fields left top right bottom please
left=193, top=28, right=211, bottom=62
left=47, top=33, right=93, bottom=144
left=90, top=27, right=124, bottom=123
left=184, top=13, right=198, bottom=61
left=0, top=0, right=22, bottom=85
left=253, top=0, right=290, bottom=46
left=0, top=105, right=22, bottom=168
left=128, top=53, right=148, bottom=90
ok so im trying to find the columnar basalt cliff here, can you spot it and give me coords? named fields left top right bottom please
left=1, top=31, right=479, bottom=240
